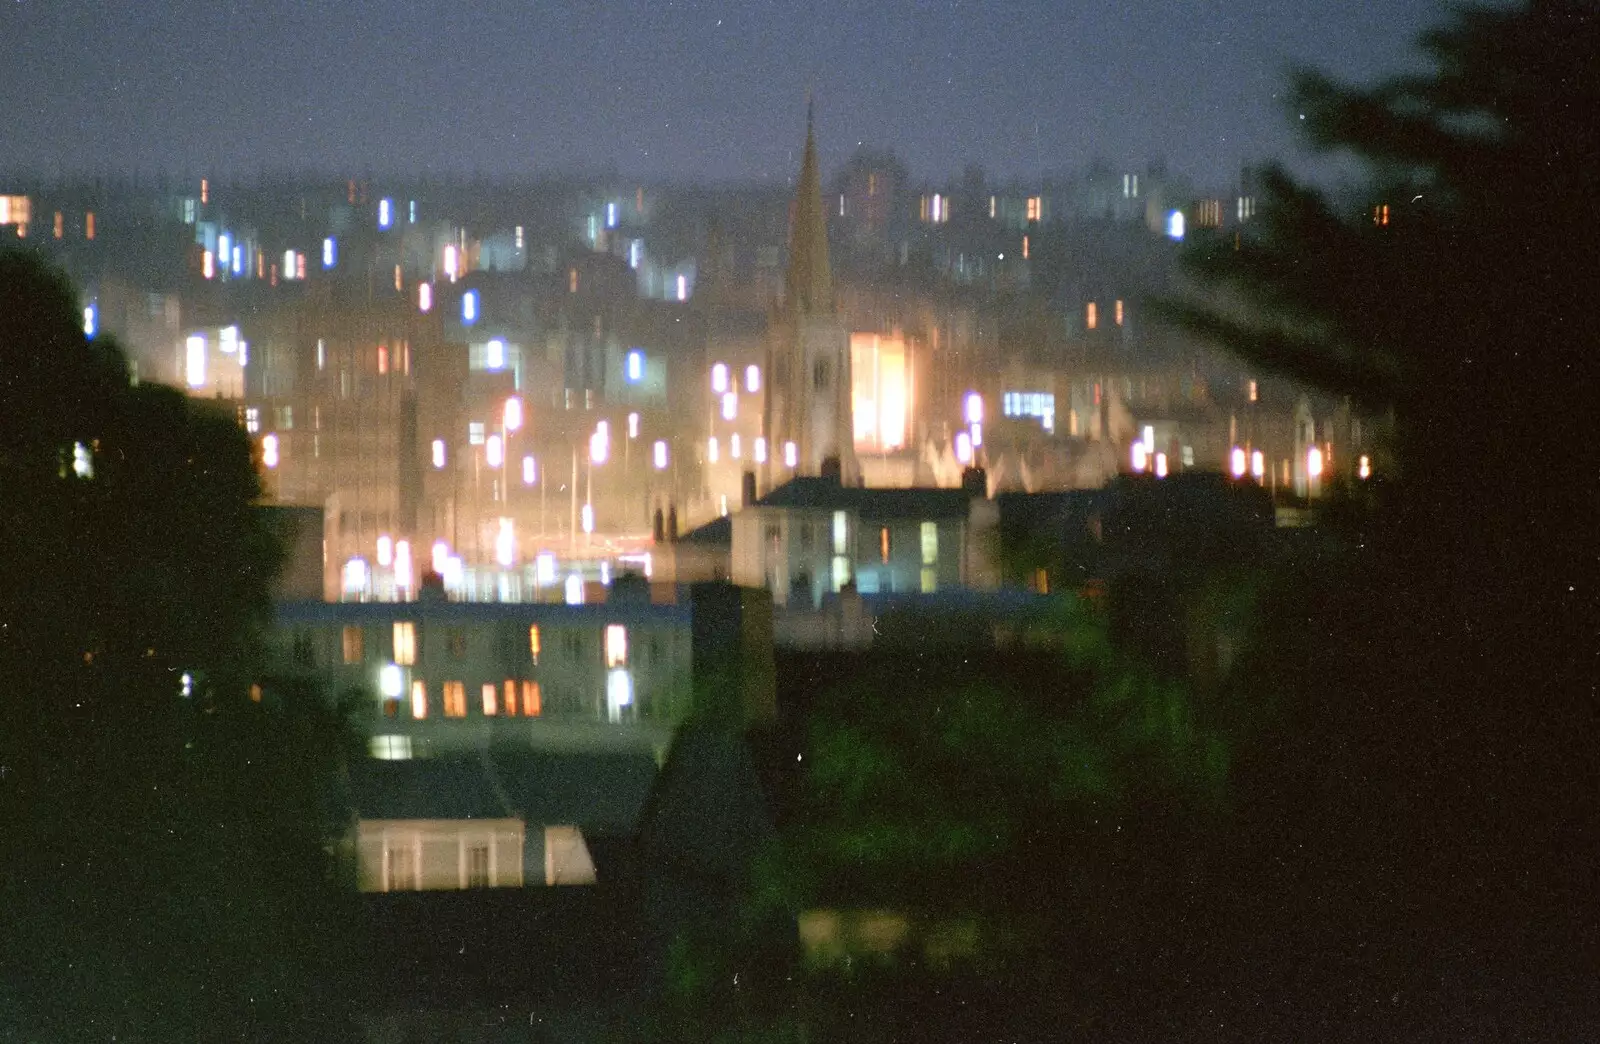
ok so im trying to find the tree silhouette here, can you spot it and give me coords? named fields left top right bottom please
left=0, top=252, right=360, bottom=1042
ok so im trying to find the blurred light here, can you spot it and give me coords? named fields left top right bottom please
left=970, top=422, right=983, bottom=448
left=1132, top=443, right=1148, bottom=472
left=590, top=430, right=608, bottom=464
left=503, top=396, right=523, bottom=432
left=343, top=557, right=369, bottom=595
left=626, top=349, right=644, bottom=382
left=83, top=304, right=96, bottom=338
left=443, top=555, right=464, bottom=588
left=754, top=437, right=767, bottom=463
left=629, top=240, right=641, bottom=269
left=745, top=364, right=761, bottom=393
left=565, top=573, right=583, bottom=605
left=599, top=560, right=612, bottom=586
left=486, top=338, right=505, bottom=369
left=1142, top=425, right=1156, bottom=453
left=72, top=441, right=93, bottom=479
left=1167, top=210, right=1185, bottom=240
left=627, top=412, right=639, bottom=439
left=1155, top=452, right=1169, bottom=478
left=581, top=504, right=594, bottom=533
left=443, top=245, right=458, bottom=281
left=1230, top=446, right=1247, bottom=478
left=408, top=200, right=417, bottom=223
left=1307, top=446, right=1323, bottom=478
left=486, top=434, right=503, bottom=468
left=676, top=274, right=687, bottom=301
left=431, top=438, right=446, bottom=469
left=1251, top=449, right=1265, bottom=480
left=783, top=441, right=797, bottom=468
left=432, top=540, right=449, bottom=574
left=653, top=440, right=668, bottom=470
left=323, top=237, right=336, bottom=268
left=536, top=553, right=557, bottom=587
left=185, top=334, right=207, bottom=388
left=377, top=535, right=394, bottom=567
left=730, top=433, right=742, bottom=459
left=378, top=198, right=392, bottom=229
left=462, top=290, right=478, bottom=325
left=1359, top=454, right=1372, bottom=480
left=380, top=664, right=403, bottom=699
left=606, top=201, right=617, bottom=228
left=394, top=540, right=413, bottom=588
left=219, top=325, right=238, bottom=354
left=522, top=455, right=536, bottom=485
left=202, top=250, right=215, bottom=280
left=419, top=283, right=432, bottom=312
left=180, top=672, right=194, bottom=698
left=711, top=362, right=728, bottom=393
left=955, top=431, right=973, bottom=465
left=262, top=433, right=280, bottom=469
left=495, top=518, right=515, bottom=566
left=607, top=669, right=633, bottom=718
left=232, top=245, right=243, bottom=275
left=707, top=436, right=719, bottom=463
left=219, top=233, right=231, bottom=262
left=282, top=249, right=296, bottom=279
left=721, top=392, right=737, bottom=421
left=596, top=420, right=609, bottom=440
left=964, top=391, right=984, bottom=425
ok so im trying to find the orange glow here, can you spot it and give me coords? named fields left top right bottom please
left=1022, top=234, right=1029, bottom=260
left=410, top=680, right=427, bottom=719
left=200, top=178, right=209, bottom=204
left=504, top=680, right=518, bottom=716
left=521, top=680, right=541, bottom=717
left=202, top=250, right=215, bottom=280
left=53, top=211, right=63, bottom=238
left=482, top=682, right=499, bottom=715
left=85, top=212, right=94, bottom=240
left=377, top=344, right=389, bottom=375
left=1086, top=302, right=1097, bottom=330
left=444, top=681, right=466, bottom=718
left=880, top=527, right=890, bottom=564
left=851, top=333, right=910, bottom=451
left=1115, top=299, right=1124, bottom=326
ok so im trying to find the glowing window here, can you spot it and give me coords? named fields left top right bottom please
left=653, top=440, right=668, bottom=469
left=393, top=622, right=416, bottom=666
left=605, top=625, right=627, bottom=667
left=880, top=527, right=890, bottom=564
left=920, top=521, right=938, bottom=566
left=443, top=681, right=466, bottom=718
left=419, top=283, right=432, bottom=312
left=626, top=349, right=644, bottom=382
left=921, top=567, right=937, bottom=593
left=529, top=625, right=541, bottom=664
left=342, top=626, right=364, bottom=664
left=410, top=680, right=427, bottom=719
left=462, top=291, right=479, bottom=325
left=1086, top=302, right=1098, bottom=330
left=832, top=511, right=848, bottom=555
left=745, top=364, right=760, bottom=393
left=432, top=439, right=446, bottom=469
left=711, top=363, right=728, bottom=393
left=482, top=683, right=499, bottom=716
left=521, top=680, right=541, bottom=717
left=504, top=680, right=518, bottom=717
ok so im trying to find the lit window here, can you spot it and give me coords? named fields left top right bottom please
left=482, top=682, right=500, bottom=716
left=342, top=626, right=364, bottom=664
left=1115, top=300, right=1124, bottom=326
left=921, top=567, right=937, bottom=593
left=920, top=521, right=938, bottom=566
left=745, top=364, right=760, bottom=393
left=419, top=283, right=432, bottom=312
left=832, top=511, right=848, bottom=555
left=626, top=349, right=644, bottom=382
left=85, top=211, right=95, bottom=240
left=432, top=439, right=446, bottom=469
left=369, top=735, right=412, bottom=760
left=186, top=334, right=207, bottom=388
left=707, top=437, right=719, bottom=463
left=784, top=441, right=798, bottom=468
left=443, top=681, right=466, bottom=718
left=526, top=624, right=542, bottom=664
left=1086, top=302, right=1098, bottom=330
left=393, top=622, right=416, bottom=665
left=605, top=624, right=627, bottom=667
left=462, top=290, right=479, bottom=325
left=730, top=433, right=741, bottom=459
left=410, top=680, right=427, bottom=719
left=504, top=680, right=518, bottom=717
left=711, top=363, right=728, bottom=393
left=521, top=680, right=541, bottom=717
left=606, top=669, right=633, bottom=722
left=880, top=527, right=890, bottom=564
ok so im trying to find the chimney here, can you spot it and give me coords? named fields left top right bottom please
left=652, top=506, right=665, bottom=544
left=820, top=455, right=842, bottom=484
left=961, top=466, right=988, bottom=499
left=741, top=470, right=757, bottom=507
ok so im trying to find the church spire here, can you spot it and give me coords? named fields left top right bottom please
left=784, top=99, right=833, bottom=315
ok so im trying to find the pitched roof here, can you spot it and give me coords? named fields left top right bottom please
left=754, top=476, right=974, bottom=521
left=351, top=748, right=659, bottom=832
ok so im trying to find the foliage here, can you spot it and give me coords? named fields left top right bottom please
left=0, top=252, right=360, bottom=1041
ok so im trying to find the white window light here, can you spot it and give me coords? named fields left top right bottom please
left=462, top=290, right=479, bottom=324
left=745, top=364, right=760, bottom=393
left=783, top=441, right=798, bottom=468
left=565, top=573, right=584, bottom=605
left=730, top=433, right=741, bottom=459
left=185, top=334, right=207, bottom=388
left=581, top=504, right=595, bottom=533
left=323, top=237, right=336, bottom=268
left=721, top=392, right=737, bottom=421
left=377, top=535, right=394, bottom=567
left=418, top=283, right=432, bottom=313
left=432, top=438, right=446, bottom=469
left=711, top=362, right=728, bottom=393
left=379, top=663, right=404, bottom=699
left=753, top=437, right=767, bottom=464
left=606, top=669, right=633, bottom=721
left=537, top=553, right=557, bottom=587
left=707, top=436, right=719, bottom=463
left=486, top=434, right=503, bottom=468
left=378, top=198, right=392, bottom=229
left=486, top=338, right=505, bottom=369
left=394, top=540, right=413, bottom=588
left=496, top=518, right=515, bottom=566
left=522, top=455, right=536, bottom=485
left=653, top=440, right=668, bottom=470
left=627, top=412, right=639, bottom=439
left=626, top=349, right=644, bottom=382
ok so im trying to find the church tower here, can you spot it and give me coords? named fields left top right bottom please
left=765, top=103, right=857, bottom=487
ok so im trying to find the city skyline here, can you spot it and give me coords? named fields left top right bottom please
left=3, top=0, right=1449, bottom=186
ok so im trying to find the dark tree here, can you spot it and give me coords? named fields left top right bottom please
left=0, top=252, right=360, bottom=1042
left=1161, top=1, right=1598, bottom=1035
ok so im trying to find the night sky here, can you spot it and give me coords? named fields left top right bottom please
left=3, top=0, right=1451, bottom=187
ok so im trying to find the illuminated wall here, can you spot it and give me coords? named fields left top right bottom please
left=850, top=333, right=911, bottom=452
